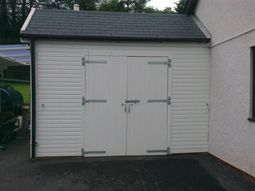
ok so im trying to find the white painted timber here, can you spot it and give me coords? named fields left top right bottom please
left=35, top=40, right=209, bottom=157
left=127, top=56, right=169, bottom=155
left=84, top=56, right=127, bottom=156
left=36, top=42, right=83, bottom=157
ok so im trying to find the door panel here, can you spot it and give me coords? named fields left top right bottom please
left=84, top=55, right=169, bottom=157
left=84, top=56, right=127, bottom=156
left=127, top=57, right=168, bottom=155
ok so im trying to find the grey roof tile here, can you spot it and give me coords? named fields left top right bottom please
left=21, top=9, right=210, bottom=42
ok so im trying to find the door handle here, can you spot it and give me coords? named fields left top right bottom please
left=122, top=103, right=133, bottom=113
left=127, top=104, right=134, bottom=113
left=128, top=104, right=131, bottom=113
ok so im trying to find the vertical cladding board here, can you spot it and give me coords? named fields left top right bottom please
left=36, top=41, right=83, bottom=157
left=170, top=48, right=210, bottom=153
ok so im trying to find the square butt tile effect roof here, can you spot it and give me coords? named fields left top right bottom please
left=20, top=9, right=210, bottom=43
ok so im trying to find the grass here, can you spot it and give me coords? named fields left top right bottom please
left=4, top=82, right=30, bottom=104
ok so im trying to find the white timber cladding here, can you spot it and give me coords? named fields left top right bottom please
left=36, top=42, right=83, bottom=157
left=36, top=40, right=209, bottom=157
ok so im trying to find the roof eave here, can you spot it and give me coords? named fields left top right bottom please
left=20, top=33, right=211, bottom=43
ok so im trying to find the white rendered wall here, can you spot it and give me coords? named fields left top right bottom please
left=195, top=0, right=255, bottom=177
left=195, top=0, right=255, bottom=45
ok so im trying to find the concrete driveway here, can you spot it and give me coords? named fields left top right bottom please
left=0, top=134, right=255, bottom=191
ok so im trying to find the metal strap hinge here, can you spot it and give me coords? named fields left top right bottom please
left=85, top=99, right=107, bottom=103
left=81, top=148, right=106, bottom=156
left=81, top=148, right=85, bottom=156
left=167, top=58, right=171, bottom=67
left=167, top=96, right=171, bottom=105
left=147, top=96, right=171, bottom=105
left=82, top=96, right=107, bottom=105
left=167, top=147, right=171, bottom=155
left=84, top=151, right=106, bottom=154
left=82, top=57, right=107, bottom=65
left=146, top=147, right=170, bottom=155
left=82, top=57, right=85, bottom=66
left=82, top=96, right=85, bottom=105
left=148, top=58, right=171, bottom=67
left=147, top=149, right=168, bottom=153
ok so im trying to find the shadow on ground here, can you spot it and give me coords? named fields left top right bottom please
left=0, top=134, right=254, bottom=191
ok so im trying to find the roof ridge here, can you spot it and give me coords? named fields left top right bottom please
left=37, top=8, right=188, bottom=17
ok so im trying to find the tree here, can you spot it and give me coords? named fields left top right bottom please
left=143, top=6, right=160, bottom=13
left=0, top=0, right=9, bottom=43
left=174, top=0, right=186, bottom=14
left=42, top=0, right=67, bottom=9
left=98, top=0, right=150, bottom=13
left=128, top=0, right=148, bottom=13
left=0, top=0, right=35, bottom=43
left=64, top=0, right=97, bottom=11
left=143, top=6, right=173, bottom=14
left=98, top=0, right=126, bottom=12
left=79, top=0, right=97, bottom=10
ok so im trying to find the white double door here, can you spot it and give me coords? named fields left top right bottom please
left=83, top=55, right=169, bottom=156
